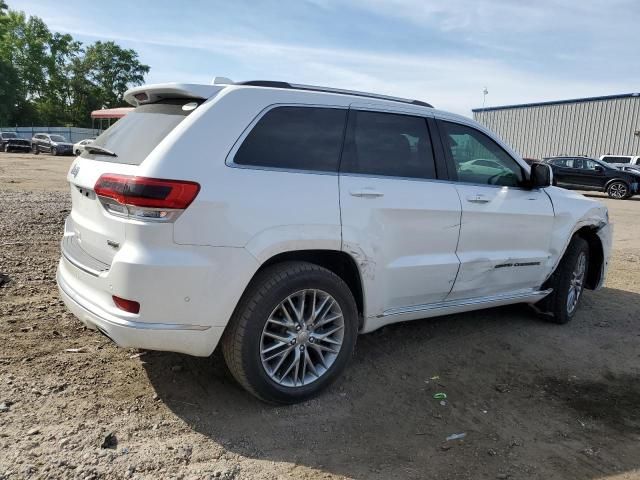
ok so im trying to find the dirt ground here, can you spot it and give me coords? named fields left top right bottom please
left=1, top=152, right=639, bottom=480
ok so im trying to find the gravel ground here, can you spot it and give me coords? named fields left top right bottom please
left=1, top=153, right=639, bottom=480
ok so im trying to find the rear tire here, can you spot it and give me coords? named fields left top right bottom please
left=51, top=147, right=58, bottom=156
left=536, top=236, right=589, bottom=324
left=222, top=261, right=358, bottom=404
left=32, top=145, right=39, bottom=155
left=606, top=181, right=629, bottom=199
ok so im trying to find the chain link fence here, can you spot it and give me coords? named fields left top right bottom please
left=0, top=126, right=102, bottom=144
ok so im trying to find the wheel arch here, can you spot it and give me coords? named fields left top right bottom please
left=256, top=249, right=365, bottom=321
left=604, top=177, right=630, bottom=191
left=575, top=226, right=605, bottom=290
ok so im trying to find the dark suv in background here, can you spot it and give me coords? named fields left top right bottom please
left=545, top=156, right=640, bottom=199
left=31, top=133, right=74, bottom=156
left=0, top=132, right=31, bottom=153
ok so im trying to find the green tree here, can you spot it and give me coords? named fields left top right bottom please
left=0, top=3, right=22, bottom=125
left=83, top=41, right=150, bottom=109
left=0, top=2, right=150, bottom=126
left=37, top=32, right=83, bottom=124
left=0, top=60, right=19, bottom=126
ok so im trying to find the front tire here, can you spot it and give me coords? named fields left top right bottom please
left=222, top=261, right=358, bottom=404
left=607, top=181, right=629, bottom=199
left=536, top=236, right=589, bottom=324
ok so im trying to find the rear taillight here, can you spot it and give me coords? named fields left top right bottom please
left=94, top=174, right=200, bottom=221
left=112, top=295, right=140, bottom=314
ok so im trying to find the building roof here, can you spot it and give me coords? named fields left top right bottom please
left=472, top=92, right=640, bottom=113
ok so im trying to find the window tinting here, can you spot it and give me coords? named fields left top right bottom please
left=81, top=99, right=203, bottom=165
left=602, top=156, right=631, bottom=164
left=340, top=110, right=436, bottom=179
left=234, top=106, right=347, bottom=172
left=441, top=121, right=523, bottom=187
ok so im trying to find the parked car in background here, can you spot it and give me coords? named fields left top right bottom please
left=545, top=155, right=640, bottom=199
left=73, top=138, right=95, bottom=156
left=31, top=134, right=74, bottom=156
left=0, top=132, right=31, bottom=153
left=457, top=158, right=518, bottom=182
left=57, top=80, right=612, bottom=403
left=599, top=154, right=640, bottom=169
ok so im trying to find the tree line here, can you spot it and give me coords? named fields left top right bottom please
left=0, top=1, right=149, bottom=128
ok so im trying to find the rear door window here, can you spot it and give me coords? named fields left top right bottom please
left=340, top=110, right=436, bottom=179
left=81, top=99, right=202, bottom=165
left=234, top=106, right=347, bottom=172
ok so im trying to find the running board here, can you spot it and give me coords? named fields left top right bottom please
left=362, top=288, right=552, bottom=333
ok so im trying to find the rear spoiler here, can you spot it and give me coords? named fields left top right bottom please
left=124, top=83, right=225, bottom=106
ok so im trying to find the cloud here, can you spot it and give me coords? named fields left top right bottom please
left=15, top=0, right=640, bottom=115
left=345, top=0, right=638, bottom=34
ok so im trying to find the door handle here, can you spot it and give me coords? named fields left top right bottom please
left=350, top=189, right=384, bottom=198
left=466, top=194, right=491, bottom=204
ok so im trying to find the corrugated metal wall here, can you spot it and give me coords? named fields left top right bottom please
left=473, top=96, right=640, bottom=159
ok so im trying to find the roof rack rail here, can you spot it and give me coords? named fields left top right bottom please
left=238, top=80, right=433, bottom=108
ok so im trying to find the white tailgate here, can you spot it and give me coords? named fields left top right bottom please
left=65, top=158, right=138, bottom=265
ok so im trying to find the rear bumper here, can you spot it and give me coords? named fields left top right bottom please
left=57, top=264, right=224, bottom=356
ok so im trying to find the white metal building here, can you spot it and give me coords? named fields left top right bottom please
left=472, top=93, right=640, bottom=159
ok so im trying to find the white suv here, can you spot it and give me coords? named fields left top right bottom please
left=57, top=80, right=612, bottom=403
left=600, top=154, right=640, bottom=172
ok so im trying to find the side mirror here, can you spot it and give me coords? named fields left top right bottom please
left=529, top=162, right=553, bottom=188
left=594, top=165, right=604, bottom=173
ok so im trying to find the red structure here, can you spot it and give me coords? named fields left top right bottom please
left=91, top=107, right=133, bottom=130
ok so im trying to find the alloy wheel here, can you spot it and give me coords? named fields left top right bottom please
left=260, top=289, right=345, bottom=388
left=566, top=251, right=586, bottom=315
left=609, top=182, right=627, bottom=199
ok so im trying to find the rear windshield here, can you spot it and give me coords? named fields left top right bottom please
left=602, top=156, right=631, bottom=164
left=81, top=99, right=201, bottom=165
left=2, top=133, right=18, bottom=138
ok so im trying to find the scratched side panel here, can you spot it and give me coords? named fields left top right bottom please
left=447, top=185, right=555, bottom=301
left=340, top=176, right=462, bottom=318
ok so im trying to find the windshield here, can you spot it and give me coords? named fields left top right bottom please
left=593, top=158, right=615, bottom=170
left=2, top=133, right=18, bottom=139
left=81, top=99, right=201, bottom=165
left=50, top=135, right=66, bottom=142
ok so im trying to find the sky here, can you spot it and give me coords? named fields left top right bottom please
left=14, top=0, right=640, bottom=116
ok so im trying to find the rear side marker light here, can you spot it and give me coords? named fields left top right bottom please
left=94, top=174, right=200, bottom=221
left=112, top=296, right=140, bottom=314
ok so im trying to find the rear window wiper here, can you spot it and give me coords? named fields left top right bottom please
left=84, top=145, right=117, bottom=157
